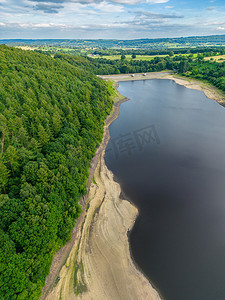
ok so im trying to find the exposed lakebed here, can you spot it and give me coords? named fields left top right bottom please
left=105, top=79, right=225, bottom=300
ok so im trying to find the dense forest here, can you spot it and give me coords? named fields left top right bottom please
left=36, top=46, right=225, bottom=59
left=88, top=47, right=225, bottom=57
left=53, top=52, right=225, bottom=92
left=0, top=45, right=114, bottom=299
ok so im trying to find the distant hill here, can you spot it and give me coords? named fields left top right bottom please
left=1, top=35, right=225, bottom=49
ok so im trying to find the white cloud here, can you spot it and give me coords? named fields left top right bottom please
left=203, top=21, right=225, bottom=26
left=89, top=1, right=124, bottom=13
left=107, top=0, right=140, bottom=3
left=146, top=0, right=169, bottom=3
left=28, top=0, right=169, bottom=5
left=2, top=0, right=225, bottom=39
left=217, top=26, right=225, bottom=30
left=109, top=0, right=170, bottom=3
left=70, top=0, right=170, bottom=3
left=135, top=11, right=183, bottom=19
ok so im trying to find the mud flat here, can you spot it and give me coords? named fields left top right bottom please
left=45, top=153, right=160, bottom=300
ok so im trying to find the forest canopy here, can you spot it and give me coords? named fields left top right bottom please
left=0, top=45, right=113, bottom=299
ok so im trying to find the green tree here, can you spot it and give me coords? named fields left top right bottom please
left=0, top=114, right=8, bottom=153
left=0, top=45, right=115, bottom=300
left=0, top=161, right=10, bottom=192
left=38, top=124, right=50, bottom=146
left=52, top=112, right=61, bottom=135
left=178, top=60, right=188, bottom=73
left=6, top=146, right=19, bottom=175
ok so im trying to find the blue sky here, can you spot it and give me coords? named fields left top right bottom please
left=1, top=0, right=225, bottom=39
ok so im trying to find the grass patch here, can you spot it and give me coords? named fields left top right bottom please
left=92, top=177, right=97, bottom=185
left=86, top=202, right=90, bottom=212
left=95, top=53, right=192, bottom=61
left=100, top=54, right=165, bottom=61
left=204, top=55, right=225, bottom=62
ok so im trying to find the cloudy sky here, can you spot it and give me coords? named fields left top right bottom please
left=1, top=0, right=225, bottom=39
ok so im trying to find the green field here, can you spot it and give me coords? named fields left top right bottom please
left=204, top=54, right=225, bottom=62
left=100, top=54, right=166, bottom=61
left=92, top=53, right=198, bottom=61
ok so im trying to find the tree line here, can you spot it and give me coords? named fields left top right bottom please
left=53, top=52, right=225, bottom=93
left=66, top=52, right=225, bottom=93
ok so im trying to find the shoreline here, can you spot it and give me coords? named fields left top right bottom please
left=40, top=86, right=129, bottom=299
left=41, top=81, right=161, bottom=300
left=101, top=72, right=225, bottom=106
left=166, top=75, right=225, bottom=106
left=41, top=71, right=225, bottom=300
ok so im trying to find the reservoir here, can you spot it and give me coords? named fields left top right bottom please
left=105, top=79, right=225, bottom=300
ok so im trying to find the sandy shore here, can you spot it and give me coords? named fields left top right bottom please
left=41, top=84, right=160, bottom=300
left=46, top=153, right=160, bottom=300
left=41, top=71, right=225, bottom=300
left=100, top=71, right=173, bottom=83
left=166, top=76, right=225, bottom=106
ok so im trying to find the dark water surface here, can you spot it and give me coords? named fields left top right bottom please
left=105, top=79, right=225, bottom=300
